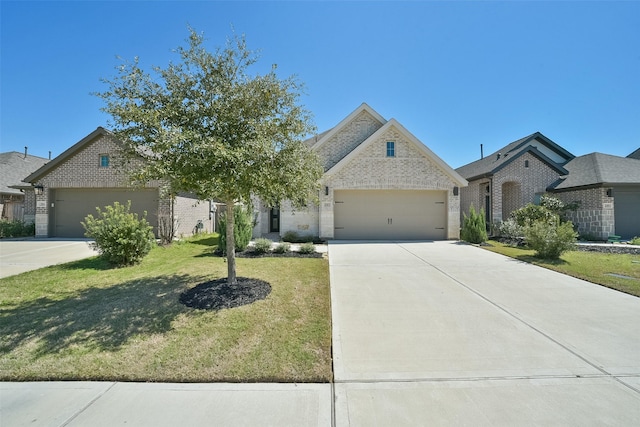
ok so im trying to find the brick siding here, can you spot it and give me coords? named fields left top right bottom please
left=554, top=187, right=614, bottom=239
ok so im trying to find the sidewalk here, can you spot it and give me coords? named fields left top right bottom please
left=0, top=382, right=332, bottom=427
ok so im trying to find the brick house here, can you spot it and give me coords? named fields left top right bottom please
left=456, top=132, right=575, bottom=226
left=548, top=153, right=640, bottom=239
left=457, top=134, right=640, bottom=240
left=253, top=103, right=468, bottom=240
left=1, top=151, right=49, bottom=222
left=21, top=127, right=213, bottom=238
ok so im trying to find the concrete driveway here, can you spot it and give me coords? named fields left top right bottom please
left=0, top=239, right=98, bottom=278
left=330, top=241, right=640, bottom=426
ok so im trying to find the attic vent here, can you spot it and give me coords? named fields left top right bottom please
left=497, top=153, right=502, bottom=160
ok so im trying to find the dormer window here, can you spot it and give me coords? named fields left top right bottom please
left=99, top=154, right=110, bottom=168
left=386, top=141, right=395, bottom=157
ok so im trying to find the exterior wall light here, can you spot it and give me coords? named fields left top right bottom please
left=453, top=186, right=459, bottom=196
left=34, top=185, right=44, bottom=196
left=325, top=186, right=329, bottom=196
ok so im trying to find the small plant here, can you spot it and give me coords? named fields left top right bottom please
left=218, top=204, right=254, bottom=253
left=524, top=216, right=577, bottom=259
left=298, top=242, right=316, bottom=254
left=497, top=218, right=525, bottom=240
left=82, top=201, right=155, bottom=266
left=273, top=242, right=291, bottom=254
left=0, top=219, right=35, bottom=238
left=461, top=205, right=488, bottom=244
left=282, top=230, right=299, bottom=243
left=253, top=238, right=272, bottom=254
left=630, top=236, right=640, bottom=246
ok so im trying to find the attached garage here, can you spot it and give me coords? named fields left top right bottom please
left=333, top=189, right=447, bottom=240
left=50, top=188, right=159, bottom=238
left=614, top=187, right=640, bottom=239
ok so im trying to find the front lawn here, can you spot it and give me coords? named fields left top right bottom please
left=0, top=234, right=332, bottom=382
left=483, top=241, right=640, bottom=297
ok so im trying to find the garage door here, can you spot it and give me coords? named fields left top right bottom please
left=51, top=188, right=159, bottom=238
left=334, top=190, right=447, bottom=240
left=614, top=188, right=640, bottom=239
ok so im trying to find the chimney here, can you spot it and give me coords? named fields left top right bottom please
left=24, top=146, right=28, bottom=159
left=480, top=144, right=484, bottom=159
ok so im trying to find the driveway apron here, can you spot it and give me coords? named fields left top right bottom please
left=329, top=241, right=640, bottom=426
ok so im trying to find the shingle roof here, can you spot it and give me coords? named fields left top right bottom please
left=0, top=152, right=49, bottom=195
left=455, top=132, right=574, bottom=180
left=628, top=147, right=640, bottom=160
left=550, top=152, right=640, bottom=190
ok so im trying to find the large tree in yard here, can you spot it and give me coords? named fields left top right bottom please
left=97, top=29, right=323, bottom=285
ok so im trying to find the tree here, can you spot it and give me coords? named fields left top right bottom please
left=96, top=29, right=323, bottom=284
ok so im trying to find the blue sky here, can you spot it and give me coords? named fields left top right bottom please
left=2, top=1, right=639, bottom=169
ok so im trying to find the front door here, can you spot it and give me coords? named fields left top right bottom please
left=269, top=208, right=280, bottom=232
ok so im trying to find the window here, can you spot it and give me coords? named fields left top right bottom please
left=386, top=141, right=395, bottom=157
left=99, top=154, right=110, bottom=167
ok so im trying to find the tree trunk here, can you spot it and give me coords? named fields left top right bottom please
left=225, top=201, right=237, bottom=285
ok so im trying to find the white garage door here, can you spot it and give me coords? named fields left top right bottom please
left=51, top=188, right=159, bottom=238
left=334, top=190, right=447, bottom=240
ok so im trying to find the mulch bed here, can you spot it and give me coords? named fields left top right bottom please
left=179, top=277, right=271, bottom=310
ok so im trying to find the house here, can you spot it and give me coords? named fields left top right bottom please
left=252, top=103, right=468, bottom=240
left=455, top=132, right=575, bottom=226
left=548, top=153, right=640, bottom=239
left=628, top=148, right=640, bottom=160
left=1, top=150, right=49, bottom=222
left=21, top=127, right=213, bottom=238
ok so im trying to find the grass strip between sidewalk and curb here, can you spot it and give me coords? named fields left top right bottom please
left=482, top=240, right=640, bottom=297
left=0, top=234, right=332, bottom=383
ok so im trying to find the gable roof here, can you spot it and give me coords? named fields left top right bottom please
left=23, top=127, right=113, bottom=183
left=309, top=102, right=386, bottom=151
left=628, top=147, right=640, bottom=160
left=0, top=152, right=50, bottom=195
left=455, top=132, right=574, bottom=181
left=324, top=118, right=467, bottom=186
left=550, top=152, right=640, bottom=190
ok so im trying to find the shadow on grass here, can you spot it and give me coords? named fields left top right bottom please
left=56, top=256, right=114, bottom=271
left=188, top=236, right=219, bottom=247
left=0, top=273, right=209, bottom=356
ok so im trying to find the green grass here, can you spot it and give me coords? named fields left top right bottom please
left=0, top=234, right=332, bottom=382
left=484, top=241, right=640, bottom=297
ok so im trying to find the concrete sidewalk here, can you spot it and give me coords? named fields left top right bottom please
left=330, top=241, right=640, bottom=425
left=0, top=382, right=332, bottom=427
left=0, top=239, right=98, bottom=278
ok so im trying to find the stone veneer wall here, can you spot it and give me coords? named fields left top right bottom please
left=320, top=126, right=461, bottom=239
left=554, top=187, right=614, bottom=239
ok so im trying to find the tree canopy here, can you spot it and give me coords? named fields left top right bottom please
left=97, top=29, right=323, bottom=284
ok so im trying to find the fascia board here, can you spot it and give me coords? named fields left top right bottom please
left=310, top=102, right=387, bottom=151
left=325, top=118, right=468, bottom=187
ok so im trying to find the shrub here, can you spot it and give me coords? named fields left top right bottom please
left=630, top=236, right=640, bottom=246
left=298, top=242, right=316, bottom=254
left=0, top=219, right=35, bottom=238
left=497, top=218, right=525, bottom=240
left=524, top=216, right=577, bottom=259
left=461, top=205, right=488, bottom=244
left=253, top=238, right=272, bottom=254
left=511, top=203, right=555, bottom=227
left=82, top=201, right=155, bottom=266
left=282, top=230, right=299, bottom=243
left=218, top=204, right=254, bottom=253
left=273, top=242, right=291, bottom=254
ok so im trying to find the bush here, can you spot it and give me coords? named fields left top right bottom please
left=511, top=203, right=555, bottom=227
left=298, top=242, right=316, bottom=254
left=0, top=219, right=35, bottom=238
left=461, top=205, right=488, bottom=244
left=524, top=216, right=577, bottom=259
left=252, top=238, right=272, bottom=254
left=82, top=201, right=155, bottom=266
left=630, top=236, right=640, bottom=246
left=218, top=205, right=254, bottom=254
left=282, top=230, right=315, bottom=243
left=497, top=218, right=525, bottom=240
left=273, top=242, right=291, bottom=254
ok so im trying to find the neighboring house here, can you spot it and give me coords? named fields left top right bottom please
left=548, top=153, right=640, bottom=239
left=21, top=127, right=213, bottom=238
left=628, top=148, right=640, bottom=160
left=455, top=132, right=575, bottom=226
left=1, top=151, right=49, bottom=222
left=252, top=103, right=468, bottom=240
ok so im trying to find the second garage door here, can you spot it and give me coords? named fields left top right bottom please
left=51, top=188, right=159, bottom=238
left=334, top=190, right=447, bottom=240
